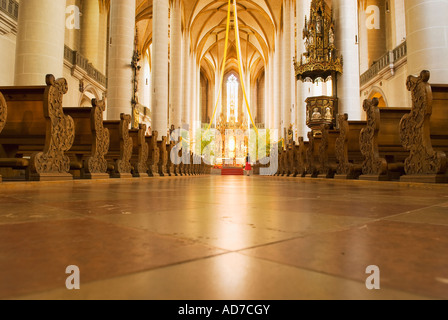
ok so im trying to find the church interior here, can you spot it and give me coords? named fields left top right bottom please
left=1, top=0, right=448, bottom=300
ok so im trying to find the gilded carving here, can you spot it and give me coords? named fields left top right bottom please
left=400, top=70, right=447, bottom=175
left=360, top=98, right=388, bottom=175
left=30, top=75, right=75, bottom=176
left=85, top=98, right=109, bottom=174
left=115, top=113, right=133, bottom=174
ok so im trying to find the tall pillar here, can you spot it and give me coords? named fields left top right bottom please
left=282, top=0, right=295, bottom=137
left=81, top=0, right=100, bottom=68
left=334, top=0, right=362, bottom=119
left=14, top=0, right=66, bottom=85
left=170, top=0, right=183, bottom=129
left=264, top=63, right=270, bottom=128
left=189, top=53, right=196, bottom=130
left=274, top=32, right=282, bottom=133
left=151, top=0, right=169, bottom=139
left=406, top=0, right=448, bottom=83
left=358, top=0, right=369, bottom=74
left=107, top=0, right=136, bottom=120
left=214, top=67, right=222, bottom=126
left=98, top=3, right=109, bottom=75
left=269, top=53, right=275, bottom=129
left=182, top=34, right=191, bottom=128
left=296, top=0, right=311, bottom=140
left=393, top=0, right=406, bottom=47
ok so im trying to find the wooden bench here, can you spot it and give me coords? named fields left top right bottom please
left=129, top=124, right=149, bottom=178
left=305, top=132, right=321, bottom=178
left=170, top=138, right=182, bottom=176
left=103, top=114, right=133, bottom=179
left=315, top=124, right=339, bottom=179
left=0, top=92, right=6, bottom=182
left=157, top=137, right=168, bottom=177
left=0, top=75, right=74, bottom=181
left=63, top=99, right=110, bottom=180
left=147, top=131, right=160, bottom=177
left=399, top=70, right=448, bottom=183
left=283, top=145, right=293, bottom=176
left=166, top=141, right=175, bottom=176
left=276, top=149, right=285, bottom=176
left=359, top=99, right=411, bottom=181
left=333, top=115, right=366, bottom=179
left=295, top=137, right=309, bottom=178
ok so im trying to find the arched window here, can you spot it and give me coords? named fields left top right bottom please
left=227, top=75, right=239, bottom=122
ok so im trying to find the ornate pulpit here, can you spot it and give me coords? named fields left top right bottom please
left=295, top=0, right=343, bottom=135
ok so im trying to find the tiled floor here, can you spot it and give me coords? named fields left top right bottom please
left=1, top=176, right=448, bottom=300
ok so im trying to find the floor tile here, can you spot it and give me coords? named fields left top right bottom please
left=242, top=220, right=448, bottom=299
left=14, top=253, right=430, bottom=300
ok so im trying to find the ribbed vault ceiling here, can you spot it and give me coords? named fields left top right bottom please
left=135, top=0, right=282, bottom=83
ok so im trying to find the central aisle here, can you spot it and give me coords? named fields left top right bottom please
left=1, top=176, right=447, bottom=300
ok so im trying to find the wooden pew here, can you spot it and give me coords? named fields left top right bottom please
left=295, top=137, right=309, bottom=178
left=0, top=75, right=74, bottom=181
left=0, top=92, right=6, bottom=182
left=305, top=132, right=321, bottom=178
left=103, top=114, right=133, bottom=179
left=283, top=146, right=291, bottom=176
left=63, top=99, right=110, bottom=180
left=158, top=137, right=168, bottom=177
left=399, top=70, right=448, bottom=183
left=359, top=99, right=411, bottom=181
left=166, top=141, right=175, bottom=176
left=316, top=124, right=339, bottom=179
left=285, top=144, right=296, bottom=177
left=188, top=152, right=194, bottom=175
left=129, top=124, right=149, bottom=178
left=147, top=131, right=160, bottom=177
left=333, top=114, right=366, bottom=179
left=276, top=149, right=285, bottom=176
left=171, top=139, right=183, bottom=176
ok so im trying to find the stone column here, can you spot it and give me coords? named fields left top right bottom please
left=151, top=0, right=169, bottom=139
left=269, top=52, right=275, bottom=129
left=14, top=0, right=66, bottom=85
left=214, top=67, right=222, bottom=126
left=282, top=0, right=294, bottom=137
left=334, top=0, right=362, bottom=119
left=274, top=32, right=282, bottom=133
left=170, top=0, right=183, bottom=129
left=97, top=3, right=109, bottom=75
left=189, top=53, right=196, bottom=130
left=296, top=0, right=311, bottom=140
left=358, top=0, right=369, bottom=74
left=182, top=34, right=191, bottom=129
left=107, top=0, right=136, bottom=120
left=81, top=0, right=100, bottom=68
left=405, top=0, right=448, bottom=83
left=393, top=0, right=406, bottom=47
left=264, top=63, right=270, bottom=128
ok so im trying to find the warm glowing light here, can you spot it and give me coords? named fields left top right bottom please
left=229, top=136, right=236, bottom=152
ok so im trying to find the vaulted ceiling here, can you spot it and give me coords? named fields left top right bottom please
left=135, top=0, right=283, bottom=84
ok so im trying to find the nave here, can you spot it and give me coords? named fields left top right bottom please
left=1, top=176, right=447, bottom=300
